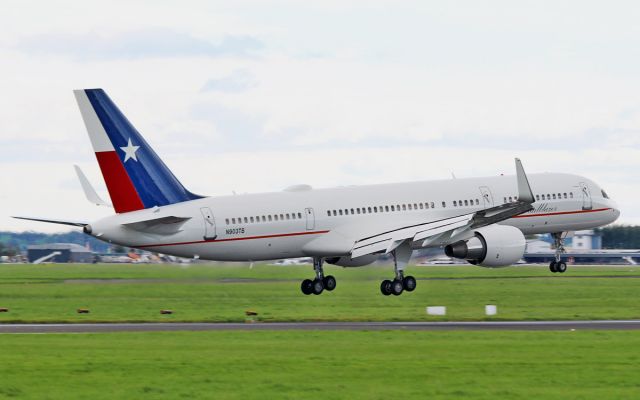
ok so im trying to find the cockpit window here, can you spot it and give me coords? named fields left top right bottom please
left=601, top=189, right=609, bottom=199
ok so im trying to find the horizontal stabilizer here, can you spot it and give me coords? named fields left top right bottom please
left=12, top=216, right=88, bottom=227
left=74, top=165, right=112, bottom=207
left=122, top=215, right=191, bottom=235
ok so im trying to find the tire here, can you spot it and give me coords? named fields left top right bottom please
left=403, top=276, right=417, bottom=292
left=312, top=278, right=324, bottom=295
left=391, top=279, right=404, bottom=296
left=380, top=280, right=392, bottom=296
left=549, top=261, right=557, bottom=273
left=323, top=275, right=337, bottom=291
left=301, top=279, right=313, bottom=295
left=556, top=262, right=567, bottom=273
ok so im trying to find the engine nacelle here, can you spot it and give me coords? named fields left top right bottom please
left=325, top=254, right=378, bottom=267
left=444, top=225, right=525, bottom=268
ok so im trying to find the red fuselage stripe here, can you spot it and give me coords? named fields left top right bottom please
left=512, top=207, right=611, bottom=218
left=95, top=151, right=144, bottom=213
left=138, top=230, right=330, bottom=248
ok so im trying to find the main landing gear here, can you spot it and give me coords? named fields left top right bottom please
left=301, top=257, right=336, bottom=295
left=380, top=241, right=416, bottom=296
left=549, top=232, right=567, bottom=273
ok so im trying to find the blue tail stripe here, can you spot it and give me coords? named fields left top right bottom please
left=85, top=89, right=202, bottom=208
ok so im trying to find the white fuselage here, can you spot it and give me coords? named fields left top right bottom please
left=88, top=172, right=619, bottom=262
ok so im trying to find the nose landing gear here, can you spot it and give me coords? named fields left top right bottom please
left=301, top=257, right=336, bottom=295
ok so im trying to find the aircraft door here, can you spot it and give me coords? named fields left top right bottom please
left=579, top=182, right=592, bottom=210
left=479, top=186, right=494, bottom=208
left=305, top=208, right=315, bottom=230
left=200, top=207, right=217, bottom=240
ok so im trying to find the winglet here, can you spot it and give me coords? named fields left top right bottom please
left=74, top=165, right=112, bottom=207
left=515, top=158, right=534, bottom=204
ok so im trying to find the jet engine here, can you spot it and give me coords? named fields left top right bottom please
left=444, top=225, right=525, bottom=267
left=325, top=254, right=378, bottom=267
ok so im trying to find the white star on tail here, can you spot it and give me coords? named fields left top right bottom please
left=120, top=138, right=140, bottom=162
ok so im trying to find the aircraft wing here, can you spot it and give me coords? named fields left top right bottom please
left=350, top=158, right=534, bottom=258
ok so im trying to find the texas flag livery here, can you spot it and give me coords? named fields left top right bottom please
left=74, top=89, right=202, bottom=213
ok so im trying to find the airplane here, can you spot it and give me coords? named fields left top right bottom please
left=14, top=89, right=621, bottom=296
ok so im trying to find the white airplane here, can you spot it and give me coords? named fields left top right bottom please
left=15, top=89, right=620, bottom=296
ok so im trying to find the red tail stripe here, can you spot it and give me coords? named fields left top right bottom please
left=95, top=151, right=144, bottom=213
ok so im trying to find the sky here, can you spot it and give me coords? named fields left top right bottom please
left=1, top=0, right=640, bottom=232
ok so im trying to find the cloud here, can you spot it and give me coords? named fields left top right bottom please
left=201, top=69, right=258, bottom=93
left=16, top=28, right=264, bottom=61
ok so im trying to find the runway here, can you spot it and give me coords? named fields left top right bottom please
left=2, top=320, right=640, bottom=333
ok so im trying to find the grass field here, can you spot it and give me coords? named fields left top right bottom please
left=1, top=330, right=639, bottom=399
left=1, top=263, right=640, bottom=322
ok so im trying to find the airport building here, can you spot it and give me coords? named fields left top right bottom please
left=27, top=243, right=94, bottom=264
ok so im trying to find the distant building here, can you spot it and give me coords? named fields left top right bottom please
left=572, top=230, right=602, bottom=250
left=27, top=243, right=94, bottom=263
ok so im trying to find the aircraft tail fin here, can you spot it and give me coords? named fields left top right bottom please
left=73, top=89, right=203, bottom=213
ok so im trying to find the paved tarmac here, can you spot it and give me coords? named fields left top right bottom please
left=2, top=320, right=640, bottom=333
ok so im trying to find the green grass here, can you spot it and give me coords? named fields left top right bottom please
left=0, top=330, right=639, bottom=399
left=1, top=263, right=640, bottom=322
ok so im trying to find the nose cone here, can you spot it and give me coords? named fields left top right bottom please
left=607, top=199, right=620, bottom=224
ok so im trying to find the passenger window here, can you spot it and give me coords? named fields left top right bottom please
left=374, top=207, right=378, bottom=213
left=563, top=193, right=567, bottom=199
left=249, top=217, right=254, bottom=223
left=298, top=212, right=302, bottom=218
left=442, top=201, right=446, bottom=208
left=350, top=209, right=354, bottom=214
left=508, top=197, right=512, bottom=202
left=475, top=199, right=479, bottom=205
left=339, top=210, right=343, bottom=216
left=464, top=200, right=468, bottom=206
left=552, top=194, right=556, bottom=200
left=408, top=204, right=412, bottom=210
left=268, top=215, right=272, bottom=221
left=453, top=201, right=457, bottom=207
left=225, top=218, right=229, bottom=225
left=385, top=206, right=389, bottom=212
left=391, top=205, right=395, bottom=211
left=419, top=203, right=423, bottom=209
left=244, top=217, right=248, bottom=223
left=368, top=207, right=372, bottom=213
left=402, top=204, right=406, bottom=211
left=231, top=218, right=236, bottom=224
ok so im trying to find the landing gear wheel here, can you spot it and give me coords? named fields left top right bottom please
left=391, top=279, right=404, bottom=296
left=549, top=261, right=557, bottom=273
left=323, top=275, right=337, bottom=291
left=301, top=279, right=313, bottom=295
left=556, top=261, right=567, bottom=273
left=312, top=278, right=324, bottom=295
left=380, top=280, right=392, bottom=296
left=403, top=276, right=417, bottom=292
